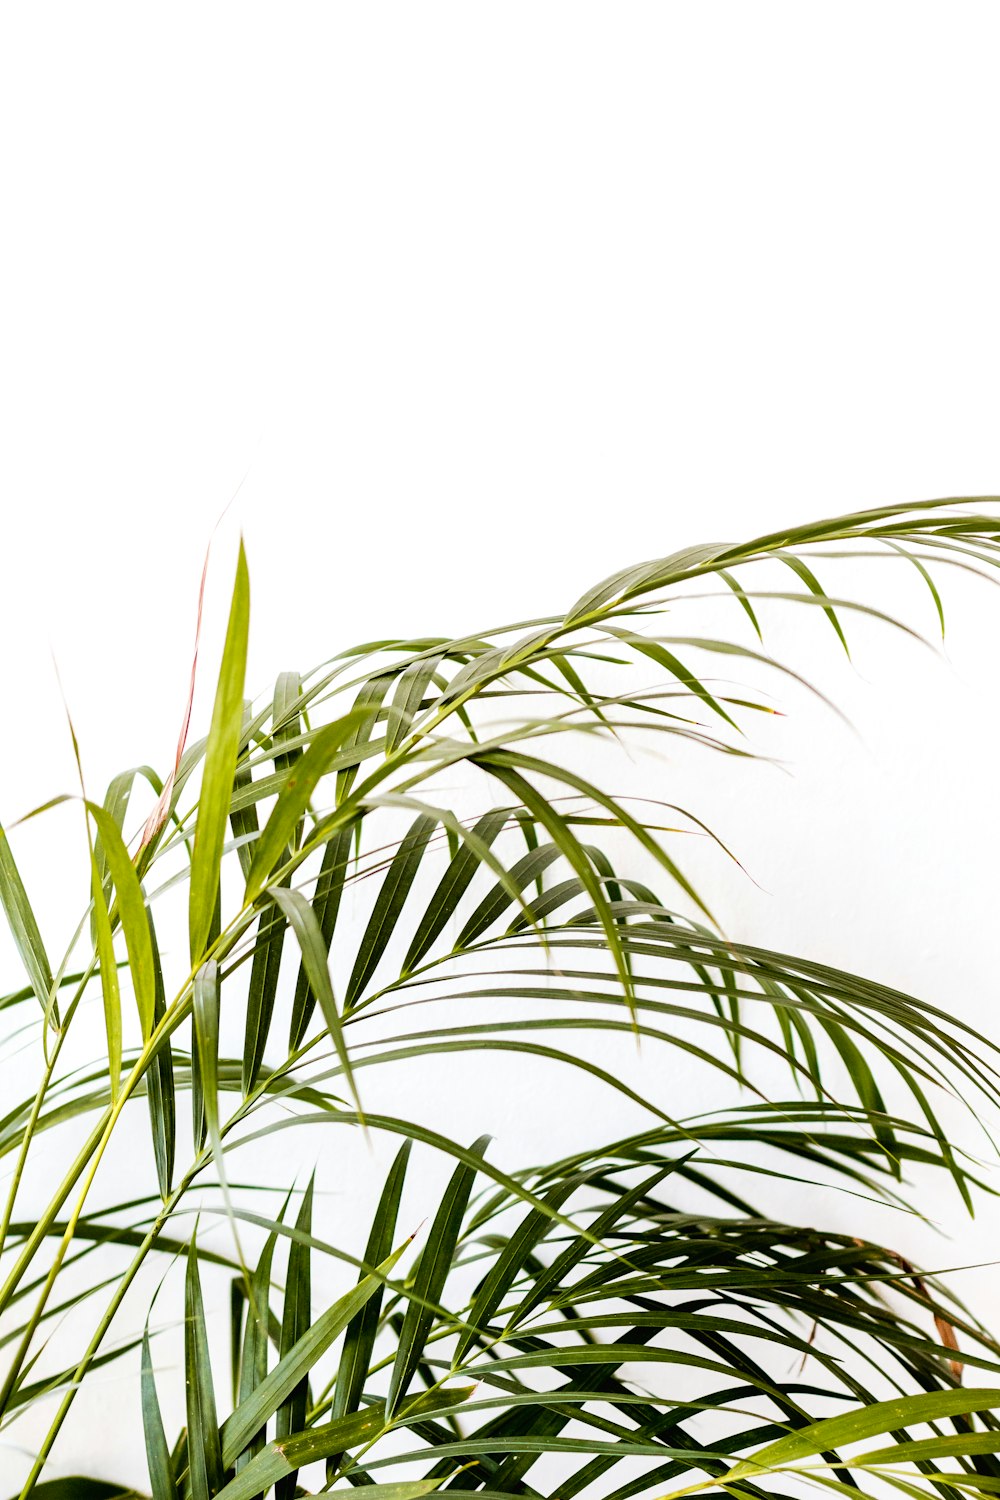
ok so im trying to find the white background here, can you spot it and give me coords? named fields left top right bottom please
left=3, top=2, right=1000, bottom=1487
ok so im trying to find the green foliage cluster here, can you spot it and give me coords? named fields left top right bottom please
left=2, top=499, right=1000, bottom=1499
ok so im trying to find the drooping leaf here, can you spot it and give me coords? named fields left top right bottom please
left=267, top=884, right=363, bottom=1119
left=289, top=820, right=354, bottom=1050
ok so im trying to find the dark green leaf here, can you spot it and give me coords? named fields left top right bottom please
left=387, top=1135, right=489, bottom=1418
left=345, top=815, right=437, bottom=1008
left=275, top=1176, right=313, bottom=1500
left=184, top=1236, right=224, bottom=1498
left=141, top=1328, right=178, bottom=1500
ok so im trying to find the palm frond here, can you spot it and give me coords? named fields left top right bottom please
left=3, top=498, right=1000, bottom=1498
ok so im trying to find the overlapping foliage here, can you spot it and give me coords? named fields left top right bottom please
left=2, top=499, right=1000, bottom=1498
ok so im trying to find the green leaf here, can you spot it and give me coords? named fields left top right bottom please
left=192, top=961, right=222, bottom=1163
left=0, top=823, right=54, bottom=1021
left=456, top=842, right=562, bottom=948
left=387, top=655, right=443, bottom=752
left=87, top=803, right=155, bottom=1038
left=270, top=671, right=303, bottom=775
left=214, top=1398, right=464, bottom=1500
left=229, top=701, right=260, bottom=881
left=144, top=907, right=175, bottom=1199
left=345, top=814, right=437, bottom=1007
left=331, top=1140, right=412, bottom=1444
left=219, top=1239, right=412, bottom=1468
left=245, top=710, right=368, bottom=903
left=235, top=1216, right=282, bottom=1471
left=141, top=1328, right=178, bottom=1500
left=777, top=551, right=850, bottom=655
left=386, top=1135, right=489, bottom=1418
left=92, top=765, right=161, bottom=915
left=275, top=1176, right=313, bottom=1500
left=267, top=884, right=363, bottom=1120
left=454, top=1168, right=588, bottom=1363
left=189, top=541, right=250, bottom=964
left=726, top=1388, right=1000, bottom=1480
left=471, top=760, right=640, bottom=1015
left=242, top=891, right=289, bottom=1094
left=717, top=566, right=764, bottom=640
left=405, top=807, right=512, bottom=970
left=338, top=674, right=395, bottom=802
left=509, top=1164, right=677, bottom=1326
left=289, top=821, right=354, bottom=1050
left=89, top=833, right=122, bottom=1097
left=184, top=1236, right=225, bottom=1498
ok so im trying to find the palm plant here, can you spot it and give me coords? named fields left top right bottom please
left=4, top=498, right=1000, bottom=1500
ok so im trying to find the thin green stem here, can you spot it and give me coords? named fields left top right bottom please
left=0, top=961, right=96, bottom=1262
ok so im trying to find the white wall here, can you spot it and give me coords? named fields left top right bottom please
left=3, top=2, right=1000, bottom=1486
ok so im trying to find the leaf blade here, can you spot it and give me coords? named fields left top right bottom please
left=189, top=542, right=251, bottom=964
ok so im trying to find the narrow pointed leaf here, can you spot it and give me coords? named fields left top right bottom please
left=236, top=1219, right=282, bottom=1471
left=230, top=701, right=260, bottom=881
left=144, top=907, right=175, bottom=1198
left=455, top=1169, right=587, bottom=1362
left=456, top=843, right=562, bottom=948
left=338, top=674, right=394, bottom=802
left=192, top=961, right=222, bottom=1160
left=215, top=1398, right=463, bottom=1500
left=189, top=541, right=250, bottom=964
left=185, top=1237, right=224, bottom=1498
left=387, top=655, right=443, bottom=752
left=387, top=1135, right=489, bottom=1418
left=219, top=1240, right=411, bottom=1468
left=245, top=710, right=368, bottom=903
left=778, top=551, right=850, bottom=655
left=242, top=891, right=288, bottom=1094
left=142, top=1328, right=178, bottom=1500
left=0, top=823, right=54, bottom=1019
left=275, top=1176, right=313, bottom=1500
left=87, top=803, right=155, bottom=1038
left=267, top=884, right=363, bottom=1119
left=404, top=808, right=510, bottom=971
left=289, top=821, right=354, bottom=1050
left=345, top=814, right=437, bottom=1007
left=332, top=1140, right=412, bottom=1440
left=726, top=1387, right=1000, bottom=1480
left=90, top=841, right=121, bottom=1097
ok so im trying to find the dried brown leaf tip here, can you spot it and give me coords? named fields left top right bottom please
left=885, top=1246, right=964, bottom=1383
